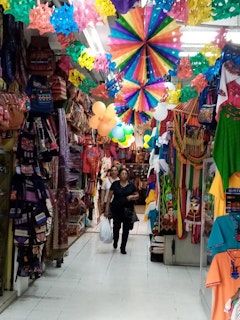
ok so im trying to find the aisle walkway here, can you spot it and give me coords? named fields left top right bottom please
left=1, top=211, right=208, bottom=320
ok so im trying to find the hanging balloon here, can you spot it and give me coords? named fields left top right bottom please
left=153, top=104, right=168, bottom=121
left=143, top=134, right=151, bottom=143
left=92, top=101, right=106, bottom=116
left=98, top=122, right=112, bottom=136
left=143, top=142, right=150, bottom=149
left=123, top=125, right=134, bottom=135
left=89, top=115, right=101, bottom=129
left=112, top=126, right=124, bottom=140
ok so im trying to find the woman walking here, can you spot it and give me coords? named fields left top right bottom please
left=104, top=168, right=139, bottom=254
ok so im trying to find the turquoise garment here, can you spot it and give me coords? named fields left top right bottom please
left=148, top=209, right=158, bottom=230
left=207, top=214, right=240, bottom=257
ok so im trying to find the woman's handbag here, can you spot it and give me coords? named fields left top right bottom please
left=124, top=207, right=139, bottom=229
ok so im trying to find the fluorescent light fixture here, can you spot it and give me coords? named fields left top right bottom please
left=179, top=51, right=198, bottom=57
left=83, top=27, right=105, bottom=54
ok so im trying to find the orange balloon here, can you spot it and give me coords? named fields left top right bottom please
left=109, top=118, right=117, bottom=128
left=89, top=115, right=100, bottom=129
left=92, top=101, right=106, bottom=116
left=98, top=122, right=112, bottom=136
left=106, top=103, right=116, bottom=117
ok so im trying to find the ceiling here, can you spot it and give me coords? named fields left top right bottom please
left=24, top=9, right=240, bottom=84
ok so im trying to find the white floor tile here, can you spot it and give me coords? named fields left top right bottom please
left=1, top=209, right=208, bottom=320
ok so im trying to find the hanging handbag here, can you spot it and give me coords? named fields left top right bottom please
left=198, top=104, right=216, bottom=126
left=27, top=36, right=56, bottom=76
left=51, top=75, right=67, bottom=101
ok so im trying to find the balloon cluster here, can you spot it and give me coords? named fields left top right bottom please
left=109, top=123, right=135, bottom=148
left=89, top=102, right=117, bottom=136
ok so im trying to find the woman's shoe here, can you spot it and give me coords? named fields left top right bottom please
left=113, top=242, right=118, bottom=249
left=120, top=247, right=127, bottom=254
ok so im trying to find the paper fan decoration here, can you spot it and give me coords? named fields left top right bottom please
left=121, top=77, right=167, bottom=112
left=109, top=4, right=182, bottom=82
left=115, top=102, right=151, bottom=125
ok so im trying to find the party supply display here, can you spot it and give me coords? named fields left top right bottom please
left=109, top=4, right=182, bottom=82
left=28, top=3, right=55, bottom=35
left=50, top=3, right=78, bottom=36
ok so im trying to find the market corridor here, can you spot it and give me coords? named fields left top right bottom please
left=1, top=222, right=207, bottom=320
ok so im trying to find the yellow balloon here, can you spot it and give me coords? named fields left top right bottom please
left=144, top=135, right=151, bottom=143
left=143, top=142, right=149, bottom=149
left=125, top=134, right=132, bottom=139
left=112, top=138, right=118, bottom=143
left=121, top=141, right=128, bottom=147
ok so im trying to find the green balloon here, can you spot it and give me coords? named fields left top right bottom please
left=118, top=136, right=126, bottom=143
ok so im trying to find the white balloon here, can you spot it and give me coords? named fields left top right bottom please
left=164, top=82, right=175, bottom=91
left=153, top=105, right=168, bottom=121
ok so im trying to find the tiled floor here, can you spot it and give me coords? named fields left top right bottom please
left=1, top=207, right=208, bottom=320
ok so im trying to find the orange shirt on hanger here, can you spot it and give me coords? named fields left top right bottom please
left=206, top=250, right=240, bottom=320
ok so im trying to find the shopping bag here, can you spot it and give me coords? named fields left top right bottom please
left=99, top=217, right=112, bottom=243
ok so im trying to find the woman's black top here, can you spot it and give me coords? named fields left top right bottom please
left=110, top=180, right=137, bottom=211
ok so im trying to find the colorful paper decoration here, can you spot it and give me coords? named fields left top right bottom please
left=168, top=0, right=188, bottom=23
left=94, top=0, right=116, bottom=21
left=58, top=55, right=73, bottom=75
left=109, top=5, right=182, bottom=82
left=155, top=0, right=175, bottom=12
left=78, top=49, right=95, bottom=71
left=177, top=57, right=193, bottom=79
left=187, top=0, right=212, bottom=26
left=50, top=3, right=78, bottom=36
left=28, top=3, right=55, bottom=35
left=179, top=85, right=198, bottom=102
left=74, top=1, right=102, bottom=31
left=90, top=83, right=109, bottom=99
left=68, top=69, right=85, bottom=87
left=115, top=103, right=151, bottom=125
left=211, top=0, right=240, bottom=20
left=190, top=74, right=208, bottom=93
left=190, top=53, right=209, bottom=76
left=57, top=33, right=76, bottom=50
left=0, top=0, right=9, bottom=11
left=200, top=42, right=221, bottom=66
left=5, top=0, right=35, bottom=24
left=79, top=78, right=97, bottom=94
left=94, top=54, right=109, bottom=72
left=121, top=77, right=167, bottom=112
left=165, top=89, right=181, bottom=105
left=66, top=40, right=85, bottom=63
left=110, top=0, right=137, bottom=14
left=213, top=26, right=228, bottom=49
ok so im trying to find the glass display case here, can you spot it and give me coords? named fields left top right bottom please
left=199, top=157, right=216, bottom=317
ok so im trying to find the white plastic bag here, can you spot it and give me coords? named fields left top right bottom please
left=99, top=217, right=112, bottom=243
